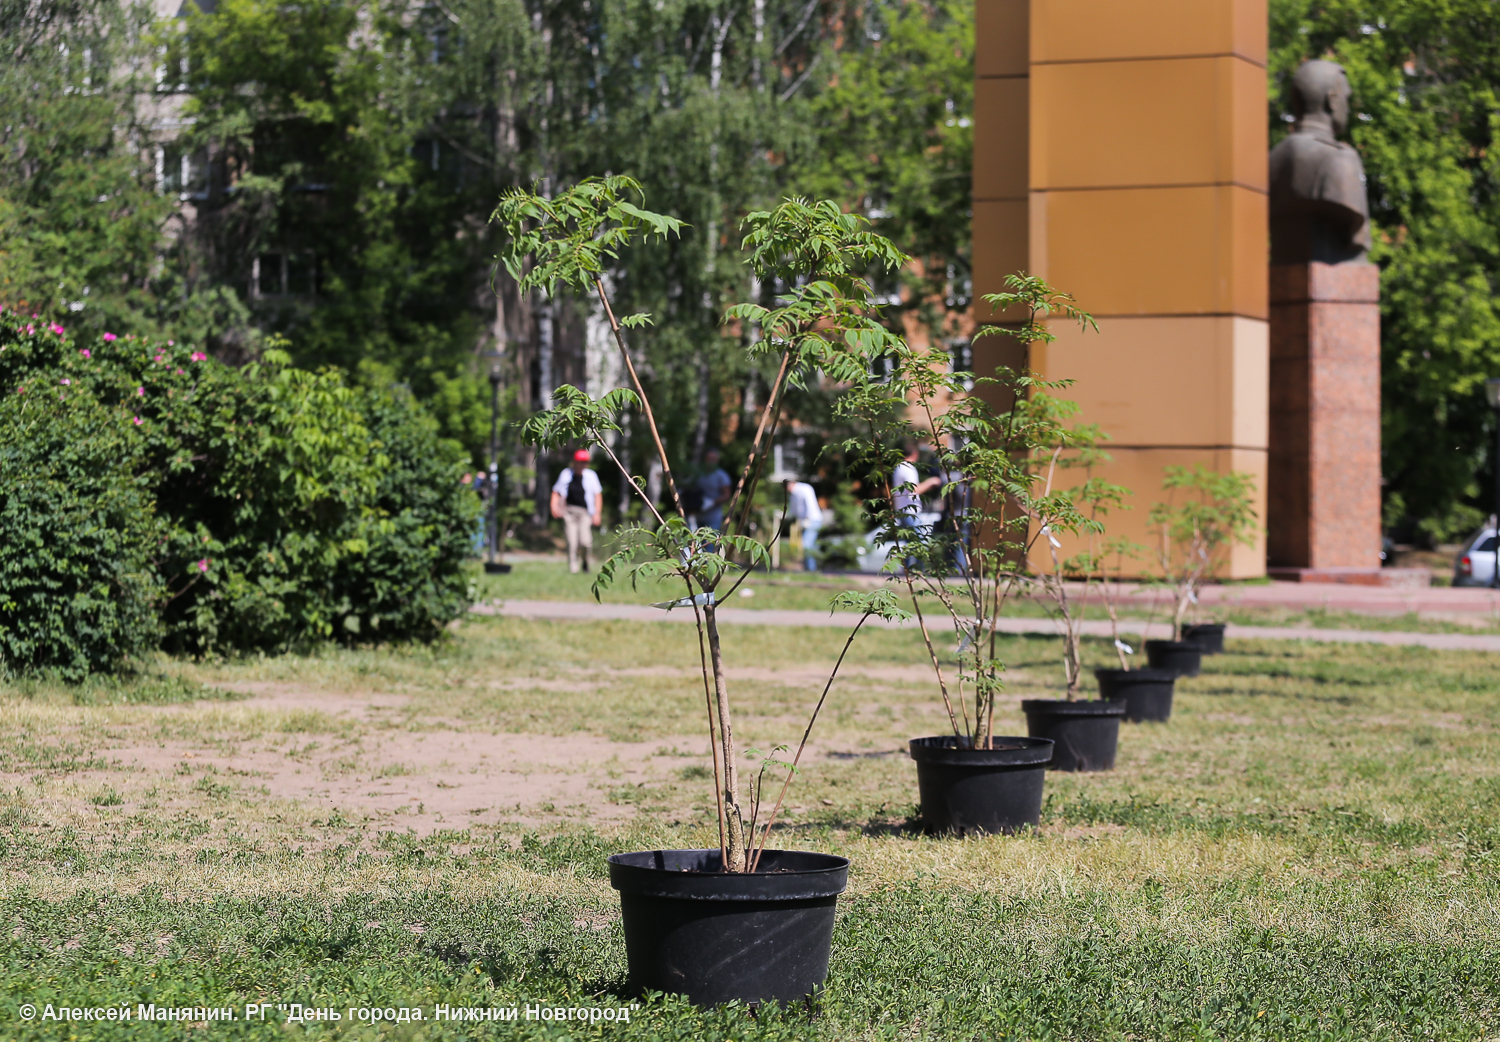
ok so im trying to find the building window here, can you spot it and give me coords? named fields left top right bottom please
left=413, top=139, right=440, bottom=171
left=158, top=144, right=209, bottom=198
left=949, top=339, right=973, bottom=390
left=253, top=252, right=316, bottom=299
left=286, top=252, right=315, bottom=296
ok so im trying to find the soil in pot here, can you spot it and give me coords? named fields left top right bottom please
left=1094, top=667, right=1177, bottom=722
left=1144, top=639, right=1204, bottom=677
left=908, top=736, right=1053, bottom=835
left=608, top=848, right=849, bottom=1007
left=1182, top=622, right=1226, bottom=654
left=1021, top=699, right=1126, bottom=771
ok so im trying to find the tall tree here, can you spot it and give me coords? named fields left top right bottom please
left=0, top=0, right=171, bottom=337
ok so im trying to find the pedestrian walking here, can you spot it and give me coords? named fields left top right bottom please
left=783, top=478, right=823, bottom=572
left=694, top=447, right=733, bottom=532
left=892, top=439, right=940, bottom=572
left=551, top=449, right=603, bottom=573
left=937, top=437, right=971, bottom=576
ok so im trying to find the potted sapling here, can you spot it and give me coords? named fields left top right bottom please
left=839, top=274, right=1106, bottom=827
left=496, top=180, right=909, bottom=1007
left=1144, top=465, right=1259, bottom=676
left=1091, top=536, right=1179, bottom=723
left=1016, top=451, right=1131, bottom=773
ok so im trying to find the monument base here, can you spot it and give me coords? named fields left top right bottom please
left=1267, top=262, right=1382, bottom=570
left=1267, top=566, right=1430, bottom=589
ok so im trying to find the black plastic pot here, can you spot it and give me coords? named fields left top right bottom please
left=608, top=848, right=849, bottom=1007
left=1021, top=699, right=1126, bottom=772
left=1094, top=667, right=1177, bottom=722
left=908, top=736, right=1053, bottom=835
left=1181, top=623, right=1226, bottom=654
left=1144, top=639, right=1204, bottom=677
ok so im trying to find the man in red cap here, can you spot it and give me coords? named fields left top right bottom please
left=551, top=449, right=604, bottom=573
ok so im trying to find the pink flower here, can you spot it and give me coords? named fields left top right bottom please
left=102, top=332, right=117, bottom=342
left=25, top=324, right=34, bottom=334
left=154, top=353, right=164, bottom=363
left=197, top=558, right=209, bottom=573
left=59, top=378, right=70, bottom=386
left=190, top=352, right=207, bottom=362
left=136, top=386, right=144, bottom=396
left=167, top=340, right=175, bottom=346
left=133, top=415, right=142, bottom=425
left=49, top=323, right=64, bottom=335
left=80, top=348, right=91, bottom=358
left=175, top=368, right=184, bottom=375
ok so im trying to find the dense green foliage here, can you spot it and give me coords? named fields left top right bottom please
left=0, top=2, right=175, bottom=341
left=0, top=341, right=160, bottom=679
left=1271, top=0, right=1500, bottom=542
left=331, top=388, right=481, bottom=642
left=799, top=0, right=973, bottom=316
left=0, top=0, right=973, bottom=480
left=0, top=313, right=477, bottom=673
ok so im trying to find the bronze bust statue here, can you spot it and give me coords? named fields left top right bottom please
left=1269, top=60, right=1372, bottom=265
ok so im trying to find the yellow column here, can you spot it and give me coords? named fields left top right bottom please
left=973, top=0, right=1269, bottom=578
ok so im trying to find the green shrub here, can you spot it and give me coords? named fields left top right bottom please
left=330, top=387, right=479, bottom=641
left=0, top=373, right=161, bottom=680
left=0, top=312, right=476, bottom=665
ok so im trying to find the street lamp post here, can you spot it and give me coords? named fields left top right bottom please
left=485, top=364, right=511, bottom=575
left=1486, top=378, right=1500, bottom=588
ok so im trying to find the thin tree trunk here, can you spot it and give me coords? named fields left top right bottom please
left=593, top=278, right=686, bottom=517
left=751, top=0, right=764, bottom=89
left=692, top=9, right=733, bottom=469
left=704, top=606, right=745, bottom=870
left=692, top=354, right=710, bottom=464
left=906, top=578, right=961, bottom=738
left=533, top=291, right=555, bottom=525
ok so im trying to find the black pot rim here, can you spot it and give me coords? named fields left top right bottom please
left=1093, top=667, right=1179, bottom=683
left=1182, top=622, right=1226, bottom=633
left=1021, top=698, right=1127, bottom=717
left=608, top=849, right=849, bottom=901
left=908, top=735, right=1054, bottom=767
left=1143, top=639, right=1205, bottom=651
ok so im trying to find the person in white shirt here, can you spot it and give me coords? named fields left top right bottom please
left=783, top=478, right=823, bottom=572
left=892, top=440, right=941, bottom=520
left=892, top=440, right=941, bottom=572
left=551, top=449, right=603, bottom=573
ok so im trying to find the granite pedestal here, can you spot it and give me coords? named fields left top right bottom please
left=1268, top=263, right=1392, bottom=580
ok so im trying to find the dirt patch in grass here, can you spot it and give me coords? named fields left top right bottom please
left=2, top=679, right=717, bottom=834
left=96, top=727, right=693, bottom=832
left=0, top=672, right=938, bottom=840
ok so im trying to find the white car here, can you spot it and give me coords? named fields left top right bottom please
left=854, top=512, right=942, bottom=574
left=1453, top=527, right=1498, bottom=586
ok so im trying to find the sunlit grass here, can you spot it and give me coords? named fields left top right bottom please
left=3, top=616, right=1498, bottom=1038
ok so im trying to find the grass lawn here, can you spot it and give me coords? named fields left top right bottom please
left=2, top=607, right=1498, bottom=1039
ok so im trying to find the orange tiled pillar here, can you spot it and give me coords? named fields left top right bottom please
left=972, top=0, right=1269, bottom=578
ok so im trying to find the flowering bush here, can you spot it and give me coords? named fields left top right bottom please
left=0, top=312, right=477, bottom=672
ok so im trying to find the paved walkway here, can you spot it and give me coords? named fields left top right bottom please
left=1127, top=580, right=1500, bottom=620
left=475, top=599, right=1500, bottom=653
left=491, top=555, right=1500, bottom=619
